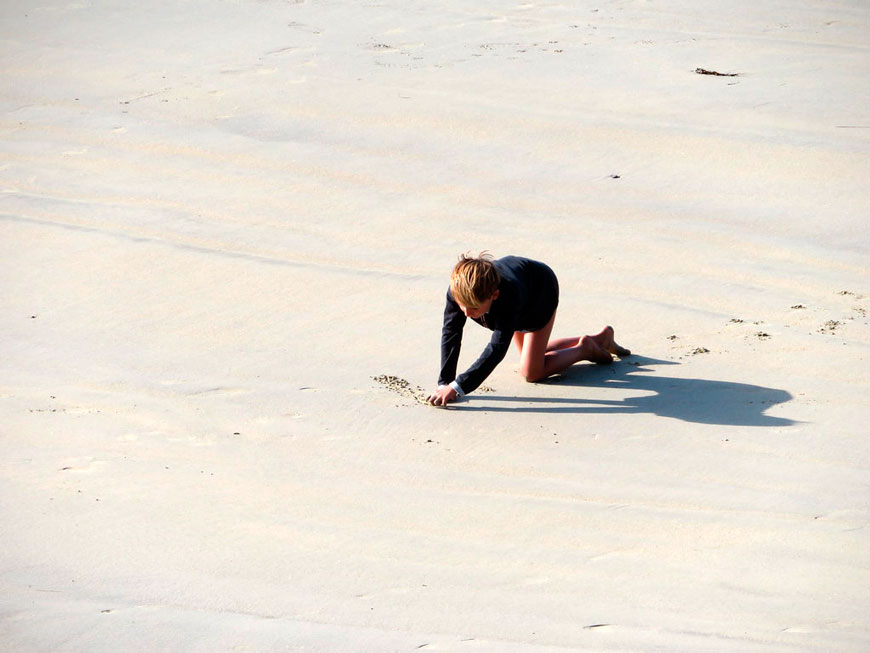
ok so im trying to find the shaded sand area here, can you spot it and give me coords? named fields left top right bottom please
left=2, top=0, right=869, bottom=650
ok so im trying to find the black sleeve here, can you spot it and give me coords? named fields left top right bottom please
left=438, top=290, right=467, bottom=387
left=455, top=329, right=513, bottom=395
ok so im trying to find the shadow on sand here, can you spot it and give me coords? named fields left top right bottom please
left=453, top=356, right=795, bottom=427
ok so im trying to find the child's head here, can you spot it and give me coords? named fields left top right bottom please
left=450, top=252, right=500, bottom=308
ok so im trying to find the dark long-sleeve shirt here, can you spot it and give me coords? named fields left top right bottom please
left=438, top=256, right=559, bottom=395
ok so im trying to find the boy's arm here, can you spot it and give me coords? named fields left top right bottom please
left=437, top=289, right=466, bottom=387
left=454, top=329, right=513, bottom=395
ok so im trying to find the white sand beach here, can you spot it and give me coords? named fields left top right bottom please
left=1, top=0, right=869, bottom=650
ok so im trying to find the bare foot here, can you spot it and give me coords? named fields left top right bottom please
left=579, top=334, right=613, bottom=364
left=591, top=326, right=631, bottom=358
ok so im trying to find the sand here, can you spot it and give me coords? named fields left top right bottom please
left=1, top=0, right=869, bottom=650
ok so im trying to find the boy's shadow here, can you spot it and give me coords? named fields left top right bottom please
left=455, top=356, right=795, bottom=426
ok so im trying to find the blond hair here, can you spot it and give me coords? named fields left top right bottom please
left=450, top=252, right=500, bottom=308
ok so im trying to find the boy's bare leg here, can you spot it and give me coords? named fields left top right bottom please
left=518, top=315, right=616, bottom=381
left=546, top=336, right=581, bottom=351
left=517, top=316, right=556, bottom=381
left=516, top=322, right=631, bottom=382
left=545, top=328, right=629, bottom=356
left=513, top=320, right=582, bottom=353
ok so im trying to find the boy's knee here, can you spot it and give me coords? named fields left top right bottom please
left=521, top=369, right=545, bottom=383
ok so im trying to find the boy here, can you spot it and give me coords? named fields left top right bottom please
left=427, top=253, right=630, bottom=406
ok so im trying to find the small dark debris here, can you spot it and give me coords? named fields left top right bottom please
left=756, top=332, right=771, bottom=339
left=667, top=334, right=678, bottom=340
left=791, top=304, right=806, bottom=309
left=609, top=174, right=621, bottom=179
left=690, top=347, right=710, bottom=355
left=729, top=318, right=744, bottom=323
left=695, top=68, right=739, bottom=77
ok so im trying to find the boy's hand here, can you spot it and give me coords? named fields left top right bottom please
left=427, top=385, right=457, bottom=407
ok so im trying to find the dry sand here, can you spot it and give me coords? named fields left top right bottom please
left=1, top=0, right=869, bottom=650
